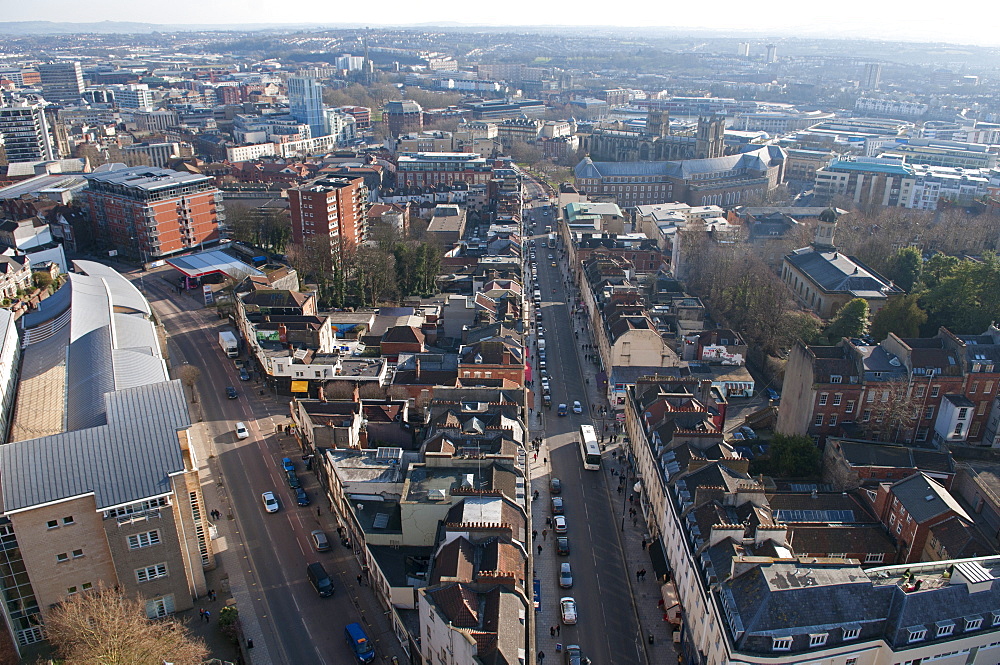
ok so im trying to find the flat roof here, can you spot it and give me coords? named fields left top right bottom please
left=167, top=248, right=265, bottom=280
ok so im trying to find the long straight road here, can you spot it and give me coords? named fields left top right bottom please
left=137, top=273, right=405, bottom=665
left=525, top=201, right=647, bottom=665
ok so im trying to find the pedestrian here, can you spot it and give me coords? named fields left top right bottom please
left=629, top=494, right=635, bottom=504
left=209, top=589, right=216, bottom=601
left=641, top=538, right=647, bottom=550
left=546, top=516, right=552, bottom=526
left=199, top=608, right=205, bottom=620
left=542, top=529, right=548, bottom=540
left=247, top=638, right=254, bottom=649
left=357, top=573, right=364, bottom=585
left=538, top=651, right=545, bottom=664
left=532, top=530, right=538, bottom=541
left=204, top=610, right=211, bottom=623
left=556, top=625, right=561, bottom=637
left=641, top=568, right=647, bottom=580
left=617, top=486, right=623, bottom=495
left=636, top=569, right=642, bottom=582
left=633, top=516, right=638, bottom=528
left=550, top=626, right=556, bottom=637
left=538, top=544, right=543, bottom=555
left=317, top=507, right=322, bottom=517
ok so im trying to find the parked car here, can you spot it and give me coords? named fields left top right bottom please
left=559, top=562, right=573, bottom=588
left=286, top=471, right=301, bottom=489
left=261, top=491, right=279, bottom=513
left=559, top=597, right=578, bottom=625
left=235, top=422, right=249, bottom=439
left=344, top=622, right=376, bottom=663
left=310, top=530, right=330, bottom=552
left=553, top=515, right=567, bottom=533
left=307, top=562, right=334, bottom=597
left=551, top=496, right=564, bottom=514
left=765, top=388, right=781, bottom=403
left=550, top=477, right=562, bottom=494
left=556, top=536, right=570, bottom=556
left=239, top=368, right=251, bottom=381
left=282, top=457, right=295, bottom=472
left=739, top=426, right=758, bottom=440
left=226, top=386, right=238, bottom=399
left=295, top=487, right=310, bottom=506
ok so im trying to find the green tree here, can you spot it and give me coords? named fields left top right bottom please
left=826, top=298, right=870, bottom=341
left=870, top=294, right=927, bottom=341
left=919, top=253, right=1000, bottom=334
left=886, top=246, right=922, bottom=292
left=768, top=433, right=821, bottom=477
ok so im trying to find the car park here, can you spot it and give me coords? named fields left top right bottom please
left=551, top=496, right=564, bottom=514
left=572, top=400, right=582, bottom=414
left=560, top=597, right=578, bottom=624
left=262, top=491, right=279, bottom=513
left=556, top=536, right=570, bottom=555
left=235, top=422, right=249, bottom=439
left=295, top=487, right=310, bottom=506
left=559, top=562, right=573, bottom=588
left=310, top=530, right=331, bottom=551
left=226, top=386, right=237, bottom=399
left=550, top=477, right=562, bottom=494
left=553, top=515, right=567, bottom=533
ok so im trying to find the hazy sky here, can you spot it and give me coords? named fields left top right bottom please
left=5, top=0, right=999, bottom=47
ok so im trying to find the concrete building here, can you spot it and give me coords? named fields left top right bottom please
left=122, top=141, right=181, bottom=169
left=84, top=165, right=224, bottom=260
left=0, top=101, right=56, bottom=163
left=426, top=204, right=467, bottom=246
left=37, top=62, right=84, bottom=103
left=289, top=176, right=368, bottom=257
left=0, top=261, right=211, bottom=655
left=396, top=153, right=493, bottom=188
left=862, top=63, right=882, bottom=91
left=287, top=76, right=326, bottom=140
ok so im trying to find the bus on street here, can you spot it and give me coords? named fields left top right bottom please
left=578, top=424, right=601, bottom=470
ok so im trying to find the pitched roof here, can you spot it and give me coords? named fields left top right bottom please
left=890, top=472, right=970, bottom=523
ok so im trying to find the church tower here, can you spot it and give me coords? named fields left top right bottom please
left=646, top=109, right=670, bottom=138
left=812, top=207, right=838, bottom=251
left=695, top=115, right=726, bottom=158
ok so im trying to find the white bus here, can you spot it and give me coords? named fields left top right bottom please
left=578, top=424, right=601, bottom=471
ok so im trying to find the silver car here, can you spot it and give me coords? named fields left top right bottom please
left=559, top=562, right=573, bottom=588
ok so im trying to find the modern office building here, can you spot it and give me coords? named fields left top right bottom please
left=83, top=165, right=223, bottom=260
left=862, top=63, right=882, bottom=91
left=0, top=100, right=56, bottom=163
left=289, top=176, right=368, bottom=257
left=37, top=62, right=84, bottom=103
left=287, top=76, right=326, bottom=140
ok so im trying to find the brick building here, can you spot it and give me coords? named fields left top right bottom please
left=395, top=153, right=493, bottom=188
left=383, top=100, right=422, bottom=136
left=84, top=166, right=223, bottom=260
left=288, top=176, right=368, bottom=257
left=457, top=337, right=525, bottom=387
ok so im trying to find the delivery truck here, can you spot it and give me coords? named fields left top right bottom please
left=219, top=331, right=239, bottom=358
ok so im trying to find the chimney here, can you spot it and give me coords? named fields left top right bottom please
left=318, top=386, right=326, bottom=402
left=416, top=356, right=422, bottom=380
left=352, top=382, right=361, bottom=403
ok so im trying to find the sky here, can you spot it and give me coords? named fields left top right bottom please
left=4, top=0, right=1000, bottom=47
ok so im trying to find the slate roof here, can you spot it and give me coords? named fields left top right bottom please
left=890, top=472, right=971, bottom=523
left=834, top=439, right=954, bottom=475
left=786, top=249, right=901, bottom=299
left=0, top=380, right=190, bottom=512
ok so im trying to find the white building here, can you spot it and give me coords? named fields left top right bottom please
left=225, top=142, right=276, bottom=162
left=0, top=309, right=20, bottom=444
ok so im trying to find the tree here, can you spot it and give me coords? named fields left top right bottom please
left=350, top=246, right=397, bottom=306
left=32, top=271, right=53, bottom=290
left=177, top=364, right=201, bottom=403
left=860, top=380, right=919, bottom=442
left=826, top=298, right=870, bottom=341
left=46, top=586, right=208, bottom=665
left=870, top=294, right=927, bottom=341
left=886, top=246, right=922, bottom=292
left=768, top=433, right=821, bottom=477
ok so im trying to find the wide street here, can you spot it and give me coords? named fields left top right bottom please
left=524, top=197, right=648, bottom=665
left=135, top=272, right=404, bottom=665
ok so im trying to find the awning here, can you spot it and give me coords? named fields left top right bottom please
left=649, top=539, right=670, bottom=581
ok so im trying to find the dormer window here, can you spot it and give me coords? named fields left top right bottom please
left=936, top=622, right=954, bottom=638
left=843, top=626, right=860, bottom=641
left=908, top=627, right=927, bottom=643
left=965, top=616, right=982, bottom=631
left=830, top=375, right=842, bottom=383
left=772, top=637, right=792, bottom=651
left=809, top=633, right=827, bottom=647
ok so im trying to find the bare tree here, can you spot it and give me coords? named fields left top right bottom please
left=177, top=364, right=202, bottom=404
left=860, top=380, right=919, bottom=442
left=46, top=586, right=208, bottom=665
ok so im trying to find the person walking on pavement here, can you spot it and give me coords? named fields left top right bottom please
left=204, top=610, right=211, bottom=623
left=542, top=529, right=548, bottom=540
left=556, top=625, right=561, bottom=637
left=538, top=651, right=545, bottom=664
left=550, top=626, right=556, bottom=637
left=538, top=544, right=543, bottom=555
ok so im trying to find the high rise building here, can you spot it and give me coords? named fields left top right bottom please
left=289, top=177, right=368, bottom=258
left=737, top=42, right=750, bottom=57
left=863, top=63, right=882, bottom=91
left=84, top=166, right=223, bottom=260
left=383, top=100, right=423, bottom=137
left=287, top=76, right=326, bottom=139
left=766, top=43, right=778, bottom=63
left=37, top=62, right=84, bottom=103
left=0, top=100, right=56, bottom=163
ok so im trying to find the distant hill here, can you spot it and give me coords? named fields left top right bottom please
left=0, top=21, right=364, bottom=35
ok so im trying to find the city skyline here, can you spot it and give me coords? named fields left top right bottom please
left=3, top=0, right=1000, bottom=47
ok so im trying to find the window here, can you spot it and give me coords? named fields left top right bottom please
left=896, top=523, right=903, bottom=535
left=992, top=611, right=1000, bottom=626
left=985, top=381, right=995, bottom=394
left=954, top=423, right=964, bottom=436
left=814, top=414, right=824, bottom=426
left=937, top=623, right=955, bottom=637
left=46, top=520, right=58, bottom=529
left=867, top=391, right=875, bottom=403
left=829, top=414, right=838, bottom=426
left=846, top=659, right=858, bottom=665
left=830, top=375, right=842, bottom=383
left=772, top=637, right=792, bottom=651
left=863, top=409, right=872, bottom=422
left=833, top=393, right=843, bottom=406
left=843, top=627, right=861, bottom=640
left=925, top=406, right=935, bottom=419
left=958, top=407, right=969, bottom=419
left=62, top=516, right=74, bottom=525
left=865, top=553, right=885, bottom=564
left=67, top=586, right=78, bottom=595
left=819, top=393, right=829, bottom=406
left=971, top=382, right=979, bottom=394
left=809, top=634, right=827, bottom=647
left=917, top=426, right=930, bottom=441
left=72, top=549, right=83, bottom=558
left=908, top=628, right=927, bottom=643
left=966, top=617, right=983, bottom=631
left=882, top=390, right=890, bottom=402
left=82, top=582, right=93, bottom=591
left=846, top=400, right=855, bottom=413
left=971, top=422, right=981, bottom=437
left=128, top=530, right=161, bottom=550
left=931, top=386, right=940, bottom=398
left=136, top=563, right=168, bottom=583
left=916, top=385, right=926, bottom=398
